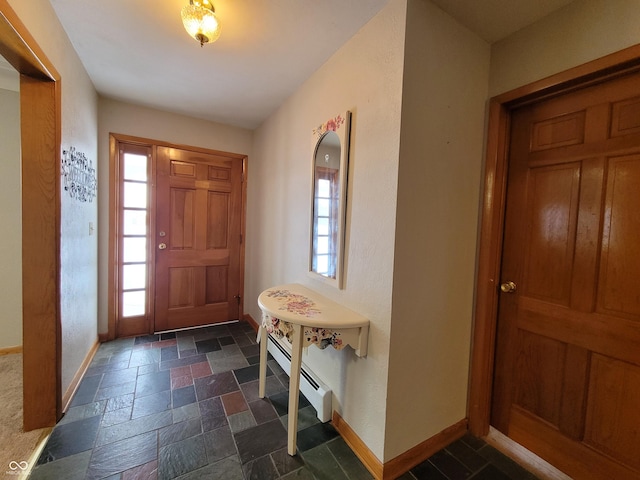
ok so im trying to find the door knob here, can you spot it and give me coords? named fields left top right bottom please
left=158, top=243, right=167, bottom=250
left=500, top=281, right=517, bottom=293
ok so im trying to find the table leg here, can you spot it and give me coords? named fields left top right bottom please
left=258, top=326, right=268, bottom=399
left=287, top=324, right=304, bottom=455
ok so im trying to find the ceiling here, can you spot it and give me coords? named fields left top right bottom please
left=6, top=1, right=576, bottom=129
left=429, top=0, right=575, bottom=44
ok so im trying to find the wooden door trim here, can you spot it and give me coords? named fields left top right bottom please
left=0, top=0, right=62, bottom=429
left=108, top=133, right=248, bottom=339
left=0, top=2, right=58, bottom=80
left=107, top=134, right=118, bottom=341
left=469, top=42, right=640, bottom=437
left=111, top=133, right=249, bottom=160
left=109, top=138, right=155, bottom=339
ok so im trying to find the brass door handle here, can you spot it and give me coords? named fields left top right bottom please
left=158, top=243, right=167, bottom=250
left=500, top=281, right=517, bottom=293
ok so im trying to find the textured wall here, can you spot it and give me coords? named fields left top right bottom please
left=490, top=0, right=640, bottom=97
left=385, top=0, right=490, bottom=461
left=247, top=0, right=407, bottom=461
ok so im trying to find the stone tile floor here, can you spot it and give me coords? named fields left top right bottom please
left=29, top=322, right=539, bottom=479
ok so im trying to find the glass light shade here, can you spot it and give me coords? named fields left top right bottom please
left=181, top=2, right=221, bottom=46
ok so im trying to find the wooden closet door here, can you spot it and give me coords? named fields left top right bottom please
left=492, top=70, right=640, bottom=479
left=154, top=147, right=243, bottom=332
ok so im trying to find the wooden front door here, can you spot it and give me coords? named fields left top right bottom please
left=154, top=146, right=243, bottom=332
left=491, top=70, right=640, bottom=479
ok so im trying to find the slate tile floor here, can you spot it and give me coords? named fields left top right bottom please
left=30, top=322, right=539, bottom=480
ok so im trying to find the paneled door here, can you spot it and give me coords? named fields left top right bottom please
left=154, top=146, right=243, bottom=332
left=492, top=70, right=640, bottom=479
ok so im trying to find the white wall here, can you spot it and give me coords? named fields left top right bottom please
left=0, top=87, right=22, bottom=349
left=247, top=0, right=407, bottom=461
left=7, top=0, right=99, bottom=395
left=385, top=0, right=490, bottom=461
left=97, top=98, right=254, bottom=334
left=490, top=0, right=640, bottom=96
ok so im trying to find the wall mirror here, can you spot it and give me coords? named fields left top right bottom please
left=309, top=111, right=351, bottom=289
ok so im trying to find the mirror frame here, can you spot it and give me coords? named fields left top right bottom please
left=309, top=111, right=352, bottom=289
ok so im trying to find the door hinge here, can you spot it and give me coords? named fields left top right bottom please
left=239, top=234, right=243, bottom=244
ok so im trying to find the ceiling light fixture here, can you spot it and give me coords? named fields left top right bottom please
left=181, top=0, right=221, bottom=47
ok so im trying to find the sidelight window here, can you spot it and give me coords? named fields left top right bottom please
left=117, top=144, right=152, bottom=323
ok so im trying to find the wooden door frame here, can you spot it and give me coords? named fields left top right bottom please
left=468, top=43, right=640, bottom=437
left=0, top=1, right=62, bottom=429
left=108, top=133, right=248, bottom=340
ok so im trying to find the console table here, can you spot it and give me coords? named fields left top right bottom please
left=257, top=283, right=369, bottom=455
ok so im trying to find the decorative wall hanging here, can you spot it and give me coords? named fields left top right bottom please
left=61, top=147, right=97, bottom=203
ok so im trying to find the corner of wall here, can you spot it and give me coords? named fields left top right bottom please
left=384, top=0, right=490, bottom=462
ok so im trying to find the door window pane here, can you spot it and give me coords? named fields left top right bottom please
left=317, top=217, right=329, bottom=236
left=122, top=264, right=146, bottom=290
left=317, top=199, right=330, bottom=217
left=123, top=209, right=147, bottom=235
left=124, top=182, right=147, bottom=208
left=123, top=153, right=147, bottom=181
left=122, top=290, right=145, bottom=317
left=123, top=237, right=147, bottom=263
left=316, top=255, right=329, bottom=274
left=317, top=178, right=331, bottom=198
left=317, top=236, right=329, bottom=254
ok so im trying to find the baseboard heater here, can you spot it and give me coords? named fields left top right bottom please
left=267, top=334, right=332, bottom=422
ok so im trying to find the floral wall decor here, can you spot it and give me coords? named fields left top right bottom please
left=312, top=114, right=346, bottom=139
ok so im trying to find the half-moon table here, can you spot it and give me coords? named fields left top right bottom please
left=257, top=283, right=369, bottom=455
